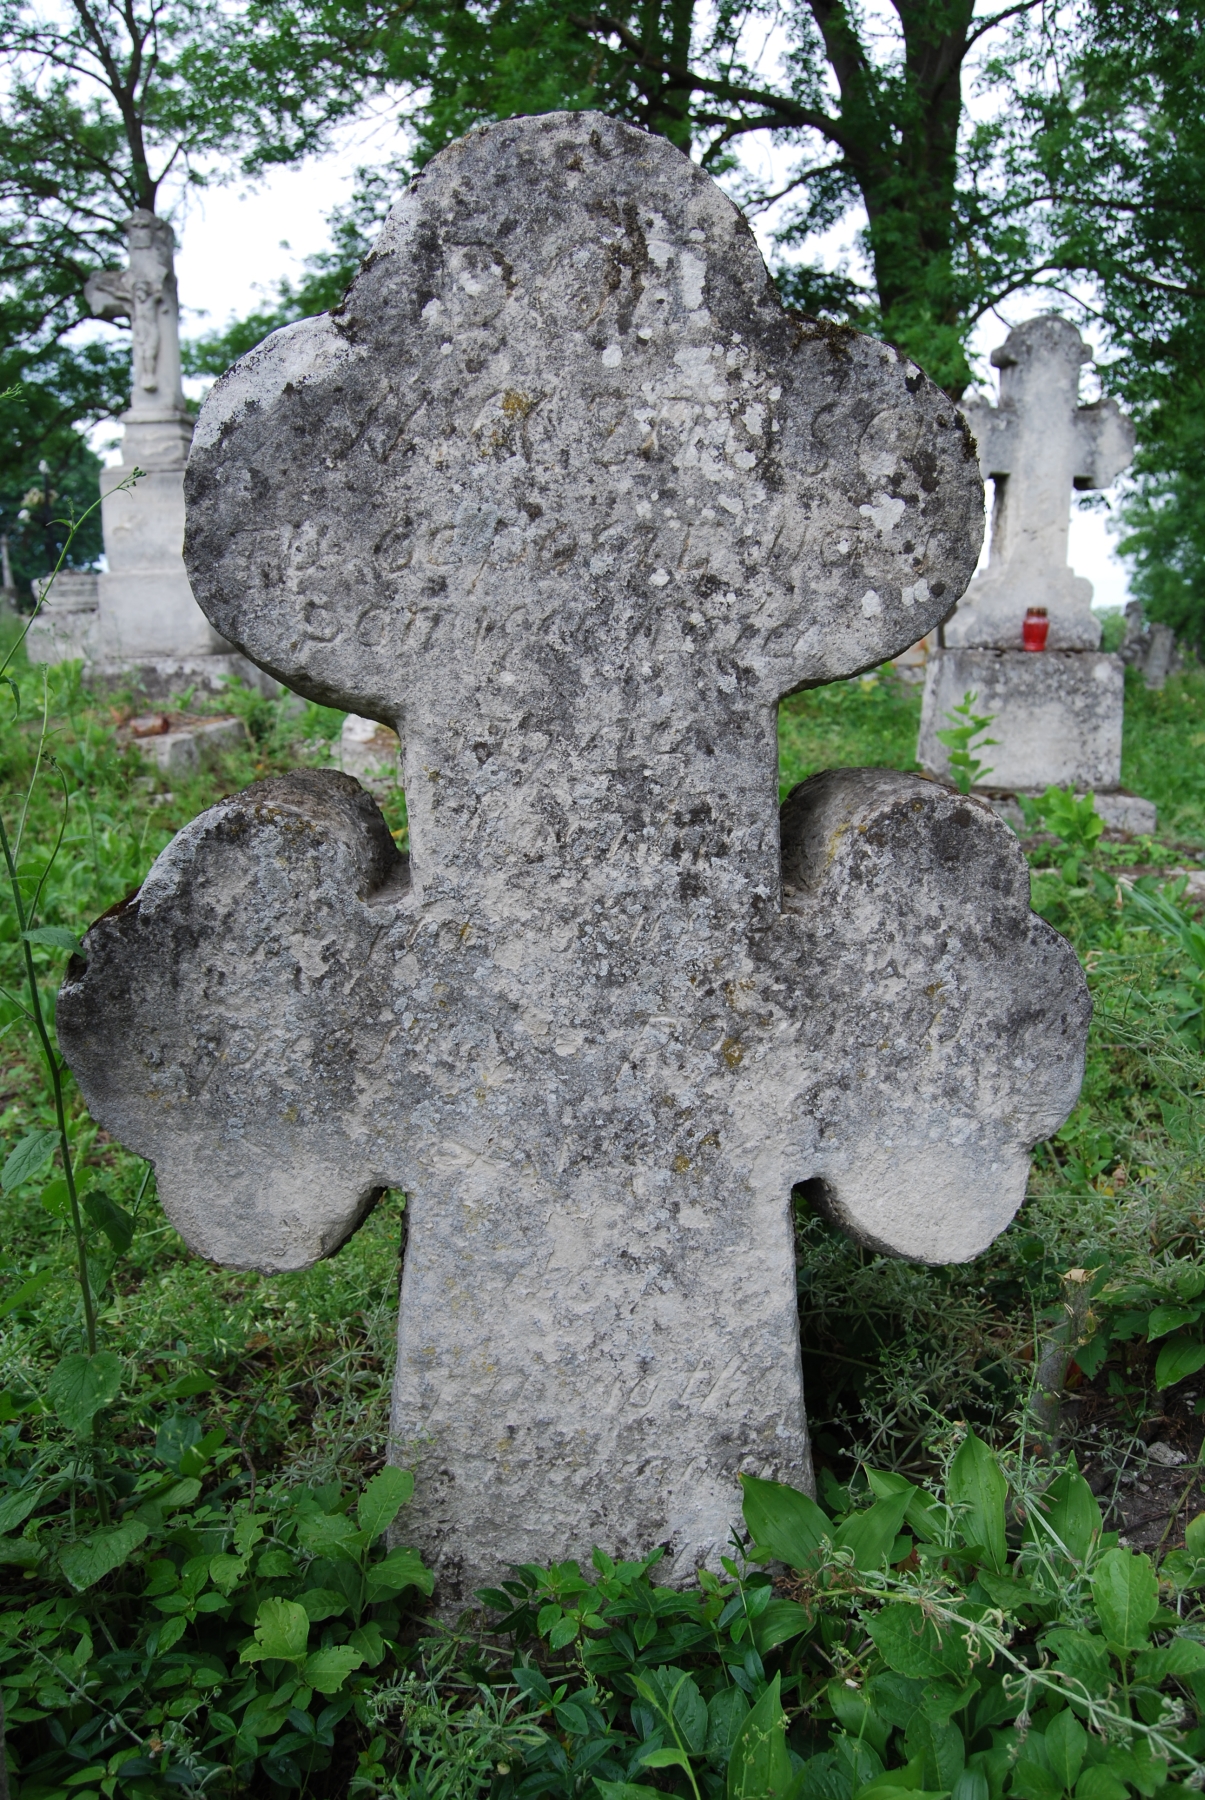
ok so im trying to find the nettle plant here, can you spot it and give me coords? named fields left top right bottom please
left=1, top=1461, right=434, bottom=1796
left=472, top=1434, right=1205, bottom=1799
left=936, top=692, right=998, bottom=797
left=1070, top=1263, right=1205, bottom=1397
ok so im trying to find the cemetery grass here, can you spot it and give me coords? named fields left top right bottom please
left=3, top=651, right=1205, bottom=1796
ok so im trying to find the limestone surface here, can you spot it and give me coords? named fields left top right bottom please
left=919, top=647, right=1124, bottom=792
left=57, top=113, right=1090, bottom=1600
left=79, top=212, right=239, bottom=672
left=948, top=316, right=1134, bottom=652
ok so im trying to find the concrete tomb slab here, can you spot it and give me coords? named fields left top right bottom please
left=57, top=114, right=1091, bottom=1601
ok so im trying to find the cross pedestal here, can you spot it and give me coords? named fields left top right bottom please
left=27, top=212, right=272, bottom=699
left=58, top=115, right=1091, bottom=1602
left=919, top=317, right=1148, bottom=827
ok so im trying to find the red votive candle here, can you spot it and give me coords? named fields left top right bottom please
left=1023, top=607, right=1049, bottom=651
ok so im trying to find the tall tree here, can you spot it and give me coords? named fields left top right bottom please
left=214, top=0, right=1073, bottom=395
left=1031, top=0, right=1205, bottom=650
left=0, top=0, right=350, bottom=593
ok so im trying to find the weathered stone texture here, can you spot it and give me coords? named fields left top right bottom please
left=946, top=315, right=1134, bottom=652
left=920, top=647, right=1124, bottom=793
left=57, top=114, right=1091, bottom=1601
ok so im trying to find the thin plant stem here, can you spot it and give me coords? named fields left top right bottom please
left=0, top=807, right=96, bottom=1357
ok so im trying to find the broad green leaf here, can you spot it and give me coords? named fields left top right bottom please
left=366, top=1544, right=434, bottom=1598
left=635, top=1666, right=708, bottom=1753
left=297, top=1510, right=359, bottom=1555
left=976, top=1572, right=1042, bottom=1612
left=853, top=1790, right=949, bottom=1800
left=947, top=1430, right=1006, bottom=1573
left=594, top=1786, right=663, bottom=1800
left=83, top=1189, right=135, bottom=1255
left=1075, top=1769, right=1129, bottom=1800
left=706, top=1686, right=750, bottom=1755
left=549, top=1615, right=580, bottom=1650
left=868, top=1606, right=972, bottom=1681
left=828, top=1681, right=890, bottom=1757
left=1154, top=1334, right=1205, bottom=1390
left=356, top=1465, right=414, bottom=1540
left=348, top=1621, right=387, bottom=1667
left=918, top=1680, right=979, bottom=1725
left=1135, top=1639, right=1205, bottom=1681
left=49, top=1352, right=122, bottom=1435
left=854, top=1762, right=930, bottom=1797
left=41, top=1178, right=70, bottom=1218
left=240, top=1596, right=310, bottom=1665
left=836, top=1733, right=884, bottom=1792
left=726, top=1673, right=795, bottom=1800
left=0, top=1485, right=43, bottom=1534
left=951, top=1772, right=988, bottom=1800
left=1028, top=1465, right=1102, bottom=1565
left=303, top=1643, right=366, bottom=1693
left=2, top=1129, right=57, bottom=1193
left=0, top=1266, right=56, bottom=1318
left=59, top=1519, right=148, bottom=1590
left=835, top=1492, right=911, bottom=1571
left=905, top=1712, right=964, bottom=1790
left=22, top=925, right=83, bottom=955
left=868, top=1468, right=943, bottom=1542
left=754, top=1598, right=813, bottom=1654
left=1046, top=1709, right=1086, bottom=1789
left=299, top=1587, right=348, bottom=1621
left=672, top=1672, right=708, bottom=1753
left=974, top=1679, right=1021, bottom=1734
left=1091, top=1547, right=1158, bottom=1651
left=1147, top=1305, right=1197, bottom=1341
left=640, top=1749, right=693, bottom=1774
left=1074, top=1332, right=1110, bottom=1380
left=740, top=1474, right=829, bottom=1569
left=207, top=1553, right=248, bottom=1594
left=1013, top=1744, right=1063, bottom=1800
left=1041, top=1627, right=1112, bottom=1697
left=1187, top=1512, right=1205, bottom=1559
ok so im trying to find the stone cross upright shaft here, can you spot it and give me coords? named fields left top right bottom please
left=59, top=115, right=1090, bottom=1601
left=947, top=315, right=1135, bottom=651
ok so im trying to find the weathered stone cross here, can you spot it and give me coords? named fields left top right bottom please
left=60, top=114, right=1090, bottom=1601
left=946, top=315, right=1135, bottom=651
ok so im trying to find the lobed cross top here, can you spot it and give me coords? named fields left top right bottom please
left=60, top=116, right=1090, bottom=1599
left=948, top=315, right=1135, bottom=651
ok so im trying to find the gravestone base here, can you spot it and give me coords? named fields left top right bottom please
left=988, top=791, right=1157, bottom=837
left=27, top=571, right=100, bottom=665
left=339, top=714, right=401, bottom=789
left=87, top=653, right=279, bottom=703
left=129, top=715, right=250, bottom=776
left=919, top=646, right=1125, bottom=791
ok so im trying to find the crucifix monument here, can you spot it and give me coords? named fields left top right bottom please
left=918, top=316, right=1148, bottom=827
left=58, top=115, right=1090, bottom=1601
left=28, top=211, right=271, bottom=694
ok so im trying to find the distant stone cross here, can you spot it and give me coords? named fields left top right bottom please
left=86, top=210, right=187, bottom=419
left=947, top=315, right=1134, bottom=651
left=60, top=115, right=1089, bottom=1601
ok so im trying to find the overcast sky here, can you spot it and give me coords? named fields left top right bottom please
left=153, top=116, right=1133, bottom=614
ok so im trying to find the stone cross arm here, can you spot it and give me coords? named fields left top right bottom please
left=57, top=114, right=1091, bottom=1596
left=964, top=390, right=1134, bottom=490
left=961, top=312, right=1135, bottom=491
left=84, top=266, right=135, bottom=322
